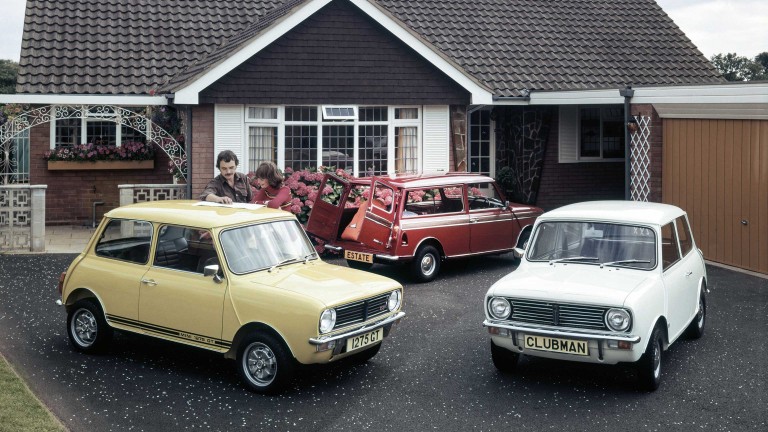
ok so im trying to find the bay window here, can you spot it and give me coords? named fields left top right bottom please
left=244, top=105, right=422, bottom=176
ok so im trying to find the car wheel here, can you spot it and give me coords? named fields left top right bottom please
left=685, top=291, right=706, bottom=339
left=348, top=341, right=382, bottom=364
left=346, top=259, right=373, bottom=271
left=491, top=341, right=519, bottom=373
left=237, top=333, right=295, bottom=394
left=411, top=245, right=441, bottom=283
left=66, top=299, right=113, bottom=353
left=637, top=325, right=663, bottom=391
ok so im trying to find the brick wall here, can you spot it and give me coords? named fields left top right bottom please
left=190, top=105, right=215, bottom=198
left=29, top=122, right=175, bottom=225
left=536, top=109, right=624, bottom=211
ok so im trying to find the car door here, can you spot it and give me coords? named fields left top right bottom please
left=674, top=215, right=704, bottom=324
left=357, top=180, right=398, bottom=250
left=305, top=173, right=353, bottom=242
left=88, top=218, right=154, bottom=322
left=468, top=182, right=518, bottom=253
left=660, top=221, right=693, bottom=340
left=138, top=226, right=226, bottom=345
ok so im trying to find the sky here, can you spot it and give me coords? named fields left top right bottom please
left=0, top=0, right=765, bottom=62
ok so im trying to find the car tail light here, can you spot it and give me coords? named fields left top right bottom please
left=57, top=272, right=66, bottom=296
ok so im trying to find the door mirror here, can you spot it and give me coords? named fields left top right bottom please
left=204, top=264, right=223, bottom=283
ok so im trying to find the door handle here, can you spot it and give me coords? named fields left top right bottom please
left=470, top=218, right=478, bottom=223
left=141, top=278, right=158, bottom=286
left=685, top=271, right=693, bottom=277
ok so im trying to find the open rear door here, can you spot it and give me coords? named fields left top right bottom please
left=305, top=174, right=351, bottom=242
left=357, top=179, right=398, bottom=250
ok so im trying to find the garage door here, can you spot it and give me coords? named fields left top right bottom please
left=663, top=119, right=768, bottom=274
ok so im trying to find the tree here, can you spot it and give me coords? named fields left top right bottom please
left=710, top=52, right=768, bottom=81
left=0, top=60, right=19, bottom=94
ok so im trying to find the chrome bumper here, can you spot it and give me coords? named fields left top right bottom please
left=483, top=319, right=641, bottom=343
left=309, top=311, right=405, bottom=345
left=322, top=244, right=400, bottom=262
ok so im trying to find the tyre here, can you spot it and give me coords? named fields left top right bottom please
left=684, top=290, right=706, bottom=339
left=66, top=299, right=113, bottom=353
left=348, top=341, right=382, bottom=364
left=346, top=259, right=374, bottom=271
left=491, top=341, right=519, bottom=373
left=411, top=244, right=441, bottom=283
left=636, top=325, right=663, bottom=391
left=237, top=333, right=296, bottom=394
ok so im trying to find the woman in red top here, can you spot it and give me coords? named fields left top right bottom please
left=252, top=162, right=292, bottom=211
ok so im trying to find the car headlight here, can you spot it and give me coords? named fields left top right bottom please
left=388, top=290, right=401, bottom=312
left=489, top=297, right=511, bottom=319
left=319, top=309, right=336, bottom=334
left=605, top=308, right=631, bottom=332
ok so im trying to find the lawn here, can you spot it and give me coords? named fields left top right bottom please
left=0, top=353, right=66, bottom=432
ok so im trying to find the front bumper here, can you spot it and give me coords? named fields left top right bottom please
left=484, top=319, right=642, bottom=364
left=309, top=311, right=405, bottom=353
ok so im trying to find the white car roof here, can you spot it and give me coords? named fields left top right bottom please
left=540, top=201, right=685, bottom=226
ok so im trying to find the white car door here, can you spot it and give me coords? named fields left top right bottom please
left=660, top=221, right=690, bottom=340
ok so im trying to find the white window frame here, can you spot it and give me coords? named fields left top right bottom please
left=243, top=105, right=423, bottom=176
left=559, top=105, right=626, bottom=163
left=49, top=105, right=151, bottom=149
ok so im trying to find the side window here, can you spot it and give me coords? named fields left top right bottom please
left=154, top=225, right=218, bottom=273
left=661, top=223, right=681, bottom=270
left=95, top=219, right=153, bottom=264
left=403, top=188, right=459, bottom=216
left=675, top=216, right=694, bottom=257
left=468, top=182, right=505, bottom=211
left=371, top=183, right=394, bottom=213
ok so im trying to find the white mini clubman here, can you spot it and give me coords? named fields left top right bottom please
left=483, top=201, right=707, bottom=391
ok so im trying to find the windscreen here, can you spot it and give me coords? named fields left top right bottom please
left=527, top=221, right=657, bottom=270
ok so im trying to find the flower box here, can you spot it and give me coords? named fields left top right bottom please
left=47, top=160, right=155, bottom=170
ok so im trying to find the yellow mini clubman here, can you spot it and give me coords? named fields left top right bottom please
left=56, top=200, right=404, bottom=394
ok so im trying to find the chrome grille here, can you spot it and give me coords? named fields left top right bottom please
left=508, top=298, right=609, bottom=331
left=335, top=293, right=391, bottom=328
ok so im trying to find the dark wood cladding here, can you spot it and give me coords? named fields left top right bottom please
left=199, top=0, right=470, bottom=105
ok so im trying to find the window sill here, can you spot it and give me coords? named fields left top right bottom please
left=47, top=160, right=155, bottom=170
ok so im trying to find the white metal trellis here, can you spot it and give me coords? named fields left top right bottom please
left=629, top=115, right=652, bottom=202
left=0, top=105, right=186, bottom=184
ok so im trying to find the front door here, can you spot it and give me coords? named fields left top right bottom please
left=138, top=226, right=226, bottom=347
left=468, top=182, right=518, bottom=253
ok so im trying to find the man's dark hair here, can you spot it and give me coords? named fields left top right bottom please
left=216, top=150, right=239, bottom=168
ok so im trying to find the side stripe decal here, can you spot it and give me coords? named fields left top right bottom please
left=106, top=314, right=231, bottom=349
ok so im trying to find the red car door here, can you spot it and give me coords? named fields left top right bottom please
left=305, top=173, right=351, bottom=242
left=357, top=179, right=397, bottom=251
left=468, top=182, right=519, bottom=253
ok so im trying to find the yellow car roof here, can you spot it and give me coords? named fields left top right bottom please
left=103, top=200, right=295, bottom=229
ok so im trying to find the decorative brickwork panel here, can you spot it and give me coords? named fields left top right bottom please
left=0, top=187, right=32, bottom=251
left=133, top=186, right=186, bottom=203
left=494, top=107, right=552, bottom=205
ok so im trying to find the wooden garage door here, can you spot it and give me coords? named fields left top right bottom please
left=663, top=119, right=768, bottom=274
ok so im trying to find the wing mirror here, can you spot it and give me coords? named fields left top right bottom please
left=204, top=264, right=223, bottom=283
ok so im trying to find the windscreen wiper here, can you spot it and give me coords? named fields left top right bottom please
left=549, top=256, right=599, bottom=265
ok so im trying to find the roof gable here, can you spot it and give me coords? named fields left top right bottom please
left=16, top=0, right=723, bottom=99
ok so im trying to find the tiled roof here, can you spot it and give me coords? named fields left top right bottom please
left=17, top=0, right=723, bottom=97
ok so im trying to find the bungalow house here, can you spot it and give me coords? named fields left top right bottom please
left=1, top=0, right=766, bottom=274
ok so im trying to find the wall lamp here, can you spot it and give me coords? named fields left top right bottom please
left=626, top=117, right=639, bottom=134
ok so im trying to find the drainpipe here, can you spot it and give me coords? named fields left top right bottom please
left=185, top=105, right=192, bottom=199
left=619, top=86, right=634, bottom=200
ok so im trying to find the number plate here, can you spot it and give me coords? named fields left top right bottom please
left=345, top=250, right=373, bottom=264
left=524, top=335, right=589, bottom=356
left=346, top=328, right=383, bottom=352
